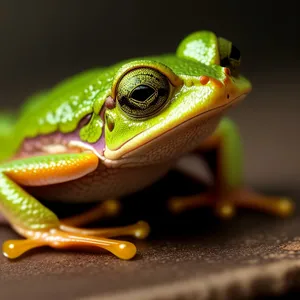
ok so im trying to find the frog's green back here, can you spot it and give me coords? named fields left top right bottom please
left=5, top=40, right=227, bottom=160
left=16, top=67, right=116, bottom=136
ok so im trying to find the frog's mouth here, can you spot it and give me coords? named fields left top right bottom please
left=102, top=91, right=248, bottom=166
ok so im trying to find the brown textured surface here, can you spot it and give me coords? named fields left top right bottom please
left=0, top=170, right=300, bottom=300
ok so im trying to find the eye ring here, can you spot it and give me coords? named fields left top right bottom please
left=116, top=67, right=171, bottom=119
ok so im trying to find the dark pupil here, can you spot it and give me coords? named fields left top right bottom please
left=230, top=45, right=241, bottom=60
left=131, top=85, right=155, bottom=101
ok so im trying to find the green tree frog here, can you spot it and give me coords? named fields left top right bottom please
left=0, top=31, right=294, bottom=260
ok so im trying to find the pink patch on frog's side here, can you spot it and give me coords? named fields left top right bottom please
left=16, top=130, right=81, bottom=158
left=16, top=113, right=106, bottom=158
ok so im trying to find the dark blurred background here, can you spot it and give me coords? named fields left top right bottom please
left=0, top=0, right=299, bottom=190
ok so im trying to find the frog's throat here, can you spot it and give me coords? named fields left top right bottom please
left=103, top=93, right=247, bottom=164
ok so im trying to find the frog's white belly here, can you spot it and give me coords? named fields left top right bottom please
left=29, top=161, right=173, bottom=203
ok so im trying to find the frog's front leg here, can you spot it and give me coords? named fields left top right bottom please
left=0, top=152, right=147, bottom=260
left=169, top=118, right=294, bottom=218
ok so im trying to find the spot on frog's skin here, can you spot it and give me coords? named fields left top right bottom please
left=199, top=76, right=210, bottom=85
left=224, top=67, right=231, bottom=76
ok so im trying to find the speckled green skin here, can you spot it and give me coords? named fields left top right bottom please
left=0, top=30, right=251, bottom=232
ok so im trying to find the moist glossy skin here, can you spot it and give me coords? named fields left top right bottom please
left=1, top=30, right=274, bottom=261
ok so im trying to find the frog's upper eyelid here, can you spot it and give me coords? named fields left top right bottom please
left=111, top=61, right=183, bottom=98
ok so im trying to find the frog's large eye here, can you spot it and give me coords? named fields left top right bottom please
left=116, top=68, right=171, bottom=119
left=218, top=37, right=241, bottom=76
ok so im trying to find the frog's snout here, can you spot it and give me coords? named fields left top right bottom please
left=223, top=67, right=252, bottom=103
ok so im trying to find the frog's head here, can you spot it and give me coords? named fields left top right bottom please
left=103, top=31, right=252, bottom=166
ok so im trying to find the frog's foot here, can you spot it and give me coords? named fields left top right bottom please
left=3, top=221, right=150, bottom=260
left=168, top=188, right=294, bottom=219
left=60, top=220, right=150, bottom=240
left=0, top=151, right=150, bottom=260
